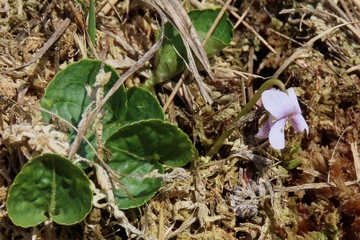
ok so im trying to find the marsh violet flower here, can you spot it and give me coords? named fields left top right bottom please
left=256, top=88, right=309, bottom=149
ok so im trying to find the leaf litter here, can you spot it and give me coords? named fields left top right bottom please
left=1, top=0, right=360, bottom=239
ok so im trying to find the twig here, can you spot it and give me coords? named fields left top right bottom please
left=339, top=0, right=360, bottom=31
left=6, top=18, right=71, bottom=71
left=67, top=16, right=165, bottom=160
left=68, top=1, right=85, bottom=32
left=162, top=0, right=232, bottom=111
left=272, top=21, right=360, bottom=79
left=274, top=180, right=360, bottom=192
left=232, top=0, right=253, bottom=29
left=230, top=10, right=276, bottom=54
left=351, top=142, right=360, bottom=181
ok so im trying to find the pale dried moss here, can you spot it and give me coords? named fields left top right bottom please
left=2, top=0, right=360, bottom=239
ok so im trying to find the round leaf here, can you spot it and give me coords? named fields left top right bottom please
left=124, top=87, right=165, bottom=122
left=40, top=59, right=127, bottom=160
left=6, top=154, right=92, bottom=227
left=109, top=160, right=163, bottom=209
left=104, top=119, right=193, bottom=207
left=105, top=119, right=193, bottom=167
left=40, top=59, right=126, bottom=125
left=104, top=86, right=165, bottom=138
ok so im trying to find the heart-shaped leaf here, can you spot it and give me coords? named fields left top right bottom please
left=106, top=119, right=193, bottom=167
left=40, top=59, right=127, bottom=160
left=6, top=154, right=92, bottom=227
left=40, top=59, right=126, bottom=126
left=110, top=160, right=163, bottom=209
left=103, top=86, right=165, bottom=138
left=105, top=119, right=193, bottom=208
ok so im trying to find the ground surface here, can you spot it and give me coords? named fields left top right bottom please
left=1, top=0, right=360, bottom=239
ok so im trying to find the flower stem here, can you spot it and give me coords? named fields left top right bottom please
left=143, top=76, right=156, bottom=90
left=205, top=79, right=285, bottom=158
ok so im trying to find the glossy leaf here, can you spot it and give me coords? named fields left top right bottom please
left=103, top=87, right=165, bottom=138
left=109, top=160, right=163, bottom=209
left=106, top=119, right=193, bottom=167
left=105, top=119, right=193, bottom=208
left=6, top=154, right=92, bottom=227
left=40, top=59, right=126, bottom=126
left=40, top=59, right=126, bottom=160
left=124, top=87, right=165, bottom=123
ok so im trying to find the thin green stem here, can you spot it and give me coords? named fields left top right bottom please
left=88, top=0, right=96, bottom=46
left=142, top=75, right=156, bottom=90
left=206, top=79, right=285, bottom=158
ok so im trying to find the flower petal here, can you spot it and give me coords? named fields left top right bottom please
left=269, top=118, right=287, bottom=149
left=290, top=113, right=309, bottom=135
left=262, top=89, right=295, bottom=119
left=287, top=88, right=301, bottom=113
left=255, top=119, right=271, bottom=139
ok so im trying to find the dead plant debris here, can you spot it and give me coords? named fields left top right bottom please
left=1, top=0, right=360, bottom=239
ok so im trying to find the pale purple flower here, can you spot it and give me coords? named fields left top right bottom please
left=256, top=88, right=309, bottom=149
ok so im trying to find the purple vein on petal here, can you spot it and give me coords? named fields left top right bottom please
left=255, top=119, right=271, bottom=139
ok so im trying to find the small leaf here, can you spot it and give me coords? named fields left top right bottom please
left=6, top=154, right=92, bottom=227
left=283, top=159, right=302, bottom=170
left=188, top=9, right=233, bottom=57
left=144, top=8, right=233, bottom=88
left=106, top=119, right=193, bottom=167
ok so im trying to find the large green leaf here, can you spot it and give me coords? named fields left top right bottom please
left=124, top=87, right=165, bottom=123
left=106, top=119, right=193, bottom=167
left=105, top=119, right=193, bottom=208
left=110, top=160, right=163, bottom=209
left=143, top=8, right=233, bottom=88
left=40, top=59, right=127, bottom=160
left=40, top=59, right=126, bottom=126
left=6, top=154, right=92, bottom=227
left=103, top=86, right=165, bottom=138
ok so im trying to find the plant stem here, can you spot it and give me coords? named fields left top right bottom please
left=205, top=79, right=285, bottom=158
left=88, top=0, right=96, bottom=46
left=142, top=76, right=156, bottom=90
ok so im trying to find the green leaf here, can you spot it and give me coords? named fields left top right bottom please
left=103, top=86, right=165, bottom=151
left=283, top=159, right=302, bottom=170
left=40, top=59, right=126, bottom=126
left=189, top=9, right=233, bottom=56
left=40, top=59, right=126, bottom=160
left=124, top=87, right=165, bottom=123
left=6, top=154, right=92, bottom=227
left=144, top=8, right=233, bottom=88
left=106, top=119, right=193, bottom=167
left=109, top=160, right=163, bottom=209
left=105, top=119, right=193, bottom=208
